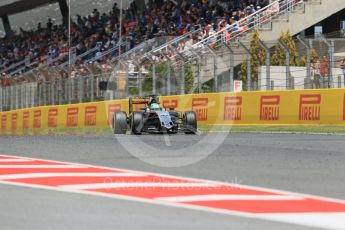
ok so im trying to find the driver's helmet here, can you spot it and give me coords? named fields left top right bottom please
left=150, top=103, right=160, bottom=110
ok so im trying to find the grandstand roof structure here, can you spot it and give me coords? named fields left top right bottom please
left=0, top=0, right=58, bottom=17
left=0, top=0, right=142, bottom=37
left=0, top=0, right=69, bottom=36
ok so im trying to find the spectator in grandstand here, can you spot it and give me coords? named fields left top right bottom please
left=341, top=58, right=345, bottom=87
left=1, top=73, right=10, bottom=88
left=320, top=56, right=329, bottom=88
left=0, top=0, right=269, bottom=82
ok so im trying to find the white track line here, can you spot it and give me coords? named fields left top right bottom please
left=155, top=195, right=304, bottom=202
left=0, top=159, right=33, bottom=162
left=0, top=172, right=145, bottom=180
left=0, top=165, right=87, bottom=169
left=258, top=213, right=345, bottom=230
left=60, top=182, right=218, bottom=190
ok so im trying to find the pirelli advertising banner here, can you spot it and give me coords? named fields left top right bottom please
left=0, top=100, right=127, bottom=134
left=1, top=89, right=345, bottom=134
left=162, top=89, right=345, bottom=125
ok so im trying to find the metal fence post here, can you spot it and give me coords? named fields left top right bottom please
left=47, top=81, right=52, bottom=106
left=58, top=78, right=62, bottom=105
left=166, top=61, right=171, bottom=96
left=5, top=87, right=9, bottom=110
left=180, top=61, right=185, bottom=95
left=330, top=40, right=335, bottom=88
left=37, top=83, right=41, bottom=106
left=44, top=80, right=48, bottom=106
left=112, top=71, right=117, bottom=100
left=23, top=84, right=27, bottom=109
left=0, top=87, right=2, bottom=112
left=26, top=84, right=30, bottom=108
left=258, top=39, right=271, bottom=90
left=95, top=77, right=100, bottom=99
left=278, top=40, right=290, bottom=90
left=13, top=85, right=16, bottom=110
left=15, top=85, right=18, bottom=109
left=7, top=86, right=11, bottom=110
left=152, top=62, right=157, bottom=95
left=190, top=48, right=202, bottom=93
left=10, top=86, right=14, bottom=110
left=30, top=83, right=35, bottom=108
left=3, top=87, right=7, bottom=111
left=197, top=58, right=201, bottom=93
left=206, top=46, right=218, bottom=92
left=138, top=70, right=143, bottom=97
left=161, top=54, right=172, bottom=96
left=175, top=52, right=186, bottom=95
left=79, top=78, right=83, bottom=103
left=15, top=85, right=19, bottom=110
left=51, top=80, right=56, bottom=105
left=90, top=75, right=94, bottom=102
left=20, top=84, right=24, bottom=109
left=125, top=67, right=130, bottom=98
left=222, top=43, right=234, bottom=92
left=320, top=37, right=333, bottom=88
left=238, top=41, right=251, bottom=91
left=297, top=35, right=311, bottom=89
left=68, top=79, right=72, bottom=104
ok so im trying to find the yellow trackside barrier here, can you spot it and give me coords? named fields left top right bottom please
left=1, top=89, right=345, bottom=134
left=158, top=89, right=345, bottom=126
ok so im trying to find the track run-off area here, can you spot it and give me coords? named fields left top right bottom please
left=0, top=133, right=345, bottom=230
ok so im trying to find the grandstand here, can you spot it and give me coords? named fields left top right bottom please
left=1, top=0, right=345, bottom=111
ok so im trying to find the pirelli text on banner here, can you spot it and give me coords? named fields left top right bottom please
left=224, top=96, right=242, bottom=121
left=23, top=111, right=30, bottom=129
left=260, top=96, right=280, bottom=121
left=48, top=109, right=58, bottom=128
left=107, top=104, right=122, bottom=125
left=163, top=99, right=178, bottom=110
left=33, top=110, right=42, bottom=129
left=85, top=106, right=97, bottom=127
left=192, top=98, right=208, bottom=121
left=66, top=108, right=79, bottom=127
left=299, top=94, right=321, bottom=121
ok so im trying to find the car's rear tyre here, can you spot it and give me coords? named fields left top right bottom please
left=131, top=112, right=143, bottom=135
left=113, top=112, right=127, bottom=134
left=184, top=111, right=197, bottom=134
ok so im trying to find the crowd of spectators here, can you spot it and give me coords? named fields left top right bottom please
left=1, top=0, right=271, bottom=88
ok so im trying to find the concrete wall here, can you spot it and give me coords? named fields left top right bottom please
left=199, top=0, right=345, bottom=88
left=260, top=0, right=345, bottom=41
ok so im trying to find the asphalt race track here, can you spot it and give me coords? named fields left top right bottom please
left=0, top=133, right=345, bottom=230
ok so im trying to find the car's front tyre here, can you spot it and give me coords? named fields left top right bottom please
left=184, top=111, right=197, bottom=134
left=131, top=112, right=144, bottom=135
left=113, top=112, right=127, bottom=134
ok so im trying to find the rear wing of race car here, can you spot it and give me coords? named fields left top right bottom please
left=129, top=95, right=160, bottom=114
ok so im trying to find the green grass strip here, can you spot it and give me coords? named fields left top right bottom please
left=2, top=125, right=345, bottom=136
